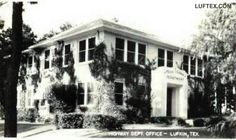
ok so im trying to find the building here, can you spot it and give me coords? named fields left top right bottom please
left=17, top=19, right=204, bottom=119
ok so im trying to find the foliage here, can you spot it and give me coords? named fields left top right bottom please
left=150, top=116, right=188, bottom=126
left=207, top=113, right=236, bottom=138
left=56, top=113, right=84, bottom=129
left=46, top=84, right=76, bottom=113
left=17, top=108, right=39, bottom=122
left=191, top=7, right=236, bottom=114
left=89, top=42, right=153, bottom=123
left=83, top=113, right=122, bottom=130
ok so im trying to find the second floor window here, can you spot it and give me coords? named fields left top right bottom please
left=115, top=38, right=125, bottom=61
left=64, top=44, right=71, bottom=65
left=44, top=50, right=50, bottom=69
left=79, top=40, right=86, bottom=62
left=127, top=41, right=136, bottom=63
left=158, top=48, right=165, bottom=67
left=167, top=51, right=173, bottom=67
left=79, top=37, right=96, bottom=62
left=183, top=55, right=189, bottom=73
left=138, top=43, right=146, bottom=65
left=28, top=56, right=33, bottom=68
left=198, top=58, right=203, bottom=76
left=190, top=57, right=196, bottom=75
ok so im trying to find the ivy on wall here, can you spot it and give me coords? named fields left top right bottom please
left=89, top=42, right=155, bottom=123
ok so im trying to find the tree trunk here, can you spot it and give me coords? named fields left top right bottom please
left=4, top=2, right=23, bottom=137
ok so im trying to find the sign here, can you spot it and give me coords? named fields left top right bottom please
left=164, top=68, right=187, bottom=82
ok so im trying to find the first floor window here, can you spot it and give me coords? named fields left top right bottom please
left=190, top=57, right=196, bottom=75
left=77, top=83, right=85, bottom=105
left=27, top=90, right=32, bottom=106
left=114, top=82, right=124, bottom=105
left=87, top=83, right=94, bottom=104
left=183, top=55, right=189, bottom=73
left=28, top=56, right=33, bottom=68
left=158, top=48, right=165, bottom=67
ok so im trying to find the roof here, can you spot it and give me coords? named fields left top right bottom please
left=28, top=19, right=186, bottom=52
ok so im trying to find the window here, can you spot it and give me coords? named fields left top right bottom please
left=158, top=48, right=165, bottom=67
left=27, top=90, right=32, bottom=107
left=87, top=83, right=94, bottom=104
left=115, top=38, right=125, bottom=61
left=44, top=50, right=50, bottom=69
left=167, top=51, right=173, bottom=67
left=28, top=56, right=33, bottom=68
left=138, top=43, right=146, bottom=65
left=198, top=59, right=203, bottom=76
left=64, top=44, right=71, bottom=65
left=77, top=83, right=85, bottom=105
left=127, top=41, right=136, bottom=63
left=79, top=40, right=86, bottom=62
left=88, top=37, right=95, bottom=61
left=183, top=55, right=189, bottom=73
left=115, top=82, right=123, bottom=105
left=190, top=57, right=196, bottom=75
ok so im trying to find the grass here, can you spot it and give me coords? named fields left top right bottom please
left=0, top=122, right=47, bottom=136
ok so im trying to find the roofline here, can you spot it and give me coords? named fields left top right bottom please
left=27, top=19, right=188, bottom=52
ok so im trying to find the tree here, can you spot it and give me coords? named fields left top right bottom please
left=192, top=7, right=236, bottom=114
left=39, top=22, right=73, bottom=41
left=4, top=2, right=23, bottom=137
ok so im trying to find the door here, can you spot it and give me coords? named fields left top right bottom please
left=167, top=87, right=173, bottom=116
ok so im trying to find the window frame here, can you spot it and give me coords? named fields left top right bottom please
left=166, top=50, right=173, bottom=67
left=114, top=80, right=124, bottom=106
left=158, top=48, right=165, bottom=67
left=63, top=43, right=71, bottom=67
left=78, top=36, right=96, bottom=63
left=44, top=49, right=51, bottom=69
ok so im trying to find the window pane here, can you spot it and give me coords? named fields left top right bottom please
left=183, top=55, right=188, bottom=63
left=77, top=94, right=84, bottom=105
left=28, top=56, right=33, bottom=67
left=138, top=44, right=146, bottom=54
left=88, top=49, right=94, bottom=61
left=115, top=94, right=123, bottom=105
left=87, top=94, right=93, bottom=104
left=116, top=50, right=124, bottom=61
left=65, top=44, right=71, bottom=54
left=138, top=55, right=145, bottom=65
left=158, top=49, right=164, bottom=59
left=45, top=61, right=49, bottom=69
left=115, top=82, right=123, bottom=93
left=128, top=41, right=135, bottom=52
left=167, top=51, right=173, bottom=60
left=190, top=57, right=196, bottom=75
left=45, top=50, right=50, bottom=59
left=79, top=40, right=86, bottom=51
left=127, top=52, right=135, bottom=63
left=158, top=59, right=164, bottom=67
left=167, top=61, right=173, bottom=67
left=77, top=83, right=85, bottom=105
left=116, top=38, right=124, bottom=50
left=79, top=51, right=86, bottom=62
left=183, top=55, right=189, bottom=73
left=89, top=37, right=95, bottom=49
left=198, top=59, right=203, bottom=76
left=183, top=65, right=188, bottom=73
left=65, top=55, right=70, bottom=65
left=88, top=83, right=94, bottom=92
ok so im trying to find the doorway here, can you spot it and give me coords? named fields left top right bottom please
left=166, top=87, right=173, bottom=116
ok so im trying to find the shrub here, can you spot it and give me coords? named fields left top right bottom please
left=25, top=108, right=38, bottom=122
left=83, top=113, right=122, bottom=130
left=193, top=118, right=207, bottom=127
left=150, top=116, right=188, bottom=126
left=57, top=113, right=84, bottom=129
left=17, top=108, right=27, bottom=121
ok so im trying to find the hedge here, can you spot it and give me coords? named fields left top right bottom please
left=83, top=114, right=122, bottom=130
left=57, top=113, right=84, bottom=129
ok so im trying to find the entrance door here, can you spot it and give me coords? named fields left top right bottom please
left=167, top=87, right=173, bottom=116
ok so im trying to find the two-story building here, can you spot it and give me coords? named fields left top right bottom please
left=17, top=19, right=204, bottom=119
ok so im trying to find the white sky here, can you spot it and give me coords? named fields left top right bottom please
left=0, top=0, right=233, bottom=47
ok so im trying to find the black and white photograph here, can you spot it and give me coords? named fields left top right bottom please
left=0, top=0, right=236, bottom=138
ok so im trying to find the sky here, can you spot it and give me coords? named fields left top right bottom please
left=0, top=0, right=233, bottom=47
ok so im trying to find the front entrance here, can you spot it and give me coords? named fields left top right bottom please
left=166, top=87, right=173, bottom=116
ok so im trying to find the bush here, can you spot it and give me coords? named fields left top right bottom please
left=150, top=116, right=188, bottom=126
left=17, top=108, right=38, bottom=122
left=57, top=113, right=84, bottom=129
left=83, top=114, right=122, bottom=130
left=193, top=118, right=207, bottom=127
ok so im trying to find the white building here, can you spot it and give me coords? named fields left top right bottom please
left=17, top=19, right=204, bottom=119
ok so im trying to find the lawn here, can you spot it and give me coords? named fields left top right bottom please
left=0, top=122, right=47, bottom=136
